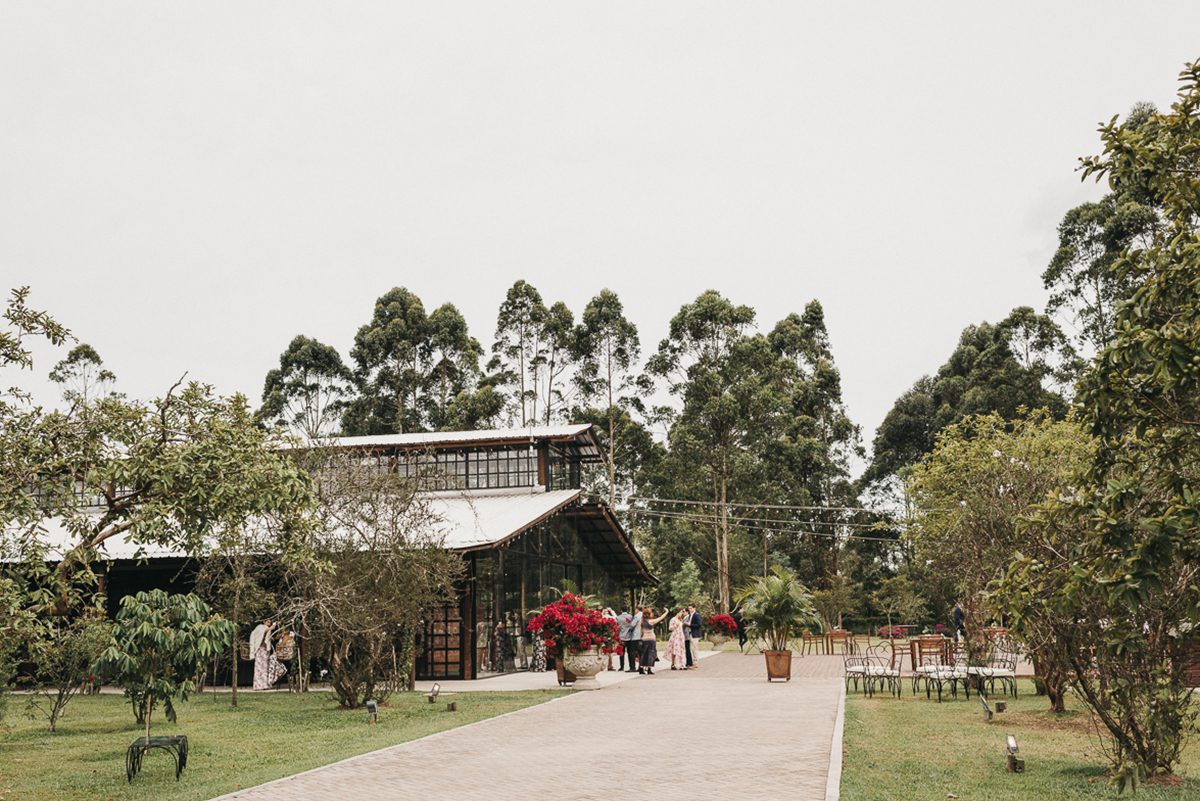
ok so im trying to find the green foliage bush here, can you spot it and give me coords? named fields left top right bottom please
left=96, top=590, right=233, bottom=739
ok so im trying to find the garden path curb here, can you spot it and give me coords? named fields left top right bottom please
left=825, top=683, right=846, bottom=801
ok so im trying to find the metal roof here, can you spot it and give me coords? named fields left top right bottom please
left=12, top=517, right=194, bottom=562
left=15, top=488, right=584, bottom=561
left=305, top=424, right=596, bottom=451
left=12, top=487, right=654, bottom=585
left=430, top=488, right=582, bottom=549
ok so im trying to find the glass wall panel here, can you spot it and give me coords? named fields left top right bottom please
left=392, top=447, right=538, bottom=492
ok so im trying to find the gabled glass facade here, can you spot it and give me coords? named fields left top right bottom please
left=415, top=506, right=639, bottom=680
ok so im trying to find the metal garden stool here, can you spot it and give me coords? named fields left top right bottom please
left=126, top=734, right=188, bottom=782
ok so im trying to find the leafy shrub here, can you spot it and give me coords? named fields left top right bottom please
left=96, top=590, right=233, bottom=739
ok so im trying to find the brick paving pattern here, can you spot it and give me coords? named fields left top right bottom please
left=210, top=652, right=844, bottom=801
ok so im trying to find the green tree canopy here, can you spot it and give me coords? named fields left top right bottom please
left=346, top=287, right=433, bottom=434
left=1043, top=102, right=1160, bottom=354
left=260, top=334, right=353, bottom=439
left=1033, top=61, right=1200, bottom=782
left=490, top=280, right=547, bottom=425
left=644, top=293, right=861, bottom=611
left=343, top=288, right=491, bottom=434
left=48, top=343, right=115, bottom=404
left=864, top=306, right=1074, bottom=488
left=908, top=411, right=1094, bottom=711
left=574, top=289, right=648, bottom=505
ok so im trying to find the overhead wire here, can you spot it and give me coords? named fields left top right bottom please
left=631, top=507, right=897, bottom=530
left=629, top=495, right=876, bottom=513
left=632, top=508, right=905, bottom=543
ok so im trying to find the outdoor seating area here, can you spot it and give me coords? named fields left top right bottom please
left=835, top=632, right=1025, bottom=704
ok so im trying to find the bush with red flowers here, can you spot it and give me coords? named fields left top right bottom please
left=706, top=613, right=738, bottom=637
left=877, top=625, right=906, bottom=640
left=526, top=593, right=619, bottom=657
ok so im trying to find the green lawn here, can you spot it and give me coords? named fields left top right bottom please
left=0, top=689, right=567, bottom=801
left=841, top=680, right=1200, bottom=800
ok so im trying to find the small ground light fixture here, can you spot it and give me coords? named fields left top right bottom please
left=1006, top=734, right=1024, bottom=773
left=428, top=683, right=441, bottom=704
left=366, top=699, right=379, bottom=725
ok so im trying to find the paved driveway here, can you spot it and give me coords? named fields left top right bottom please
left=211, top=653, right=845, bottom=801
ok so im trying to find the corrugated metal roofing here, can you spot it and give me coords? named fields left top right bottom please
left=430, top=488, right=582, bottom=549
left=308, top=424, right=593, bottom=450
left=15, top=488, right=584, bottom=561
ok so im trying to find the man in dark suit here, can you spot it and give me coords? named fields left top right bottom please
left=685, top=605, right=703, bottom=670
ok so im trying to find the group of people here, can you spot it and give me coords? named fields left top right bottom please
left=606, top=605, right=704, bottom=675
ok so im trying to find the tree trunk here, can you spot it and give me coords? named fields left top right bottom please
left=1032, top=654, right=1067, bottom=713
left=144, top=692, right=153, bottom=741
left=606, top=342, right=617, bottom=507
left=718, top=472, right=730, bottom=613
left=230, top=593, right=239, bottom=708
left=298, top=608, right=310, bottom=693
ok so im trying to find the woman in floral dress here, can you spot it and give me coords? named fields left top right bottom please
left=250, top=618, right=287, bottom=690
left=530, top=619, right=547, bottom=672
left=666, top=610, right=688, bottom=670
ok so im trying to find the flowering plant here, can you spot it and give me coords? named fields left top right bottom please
left=877, top=625, right=905, bottom=640
left=706, top=613, right=738, bottom=636
left=526, top=593, right=619, bottom=656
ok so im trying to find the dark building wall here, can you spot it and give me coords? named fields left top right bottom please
left=102, top=558, right=198, bottom=618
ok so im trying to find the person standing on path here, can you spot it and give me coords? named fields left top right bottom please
left=683, top=605, right=695, bottom=668
left=638, top=607, right=670, bottom=675
left=686, top=605, right=703, bottom=669
left=249, top=617, right=287, bottom=691
left=602, top=607, right=619, bottom=670
left=620, top=607, right=642, bottom=672
left=731, top=606, right=747, bottom=653
left=666, top=610, right=689, bottom=669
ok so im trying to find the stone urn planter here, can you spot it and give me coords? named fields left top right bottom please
left=707, top=634, right=730, bottom=652
left=562, top=647, right=606, bottom=690
left=764, top=650, right=793, bottom=681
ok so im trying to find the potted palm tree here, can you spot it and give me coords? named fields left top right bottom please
left=737, top=566, right=818, bottom=682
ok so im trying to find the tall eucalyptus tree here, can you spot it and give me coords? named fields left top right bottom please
left=260, top=335, right=353, bottom=439
left=575, top=289, right=644, bottom=504
left=490, top=280, right=547, bottom=425
left=346, top=287, right=431, bottom=435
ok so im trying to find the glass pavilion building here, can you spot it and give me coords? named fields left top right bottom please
left=52, top=424, right=654, bottom=682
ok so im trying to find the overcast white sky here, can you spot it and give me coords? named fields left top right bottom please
left=3, top=3, right=1199, bottom=466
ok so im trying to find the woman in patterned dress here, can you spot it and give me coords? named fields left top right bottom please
left=530, top=617, right=547, bottom=672
left=250, top=618, right=287, bottom=690
left=666, top=610, right=688, bottom=670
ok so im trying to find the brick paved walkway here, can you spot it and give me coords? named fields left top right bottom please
left=210, top=652, right=844, bottom=801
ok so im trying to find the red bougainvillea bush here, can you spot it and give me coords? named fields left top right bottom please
left=526, top=593, right=619, bottom=656
left=706, top=614, right=738, bottom=636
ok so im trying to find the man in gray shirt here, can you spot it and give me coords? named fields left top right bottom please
left=617, top=607, right=642, bottom=672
